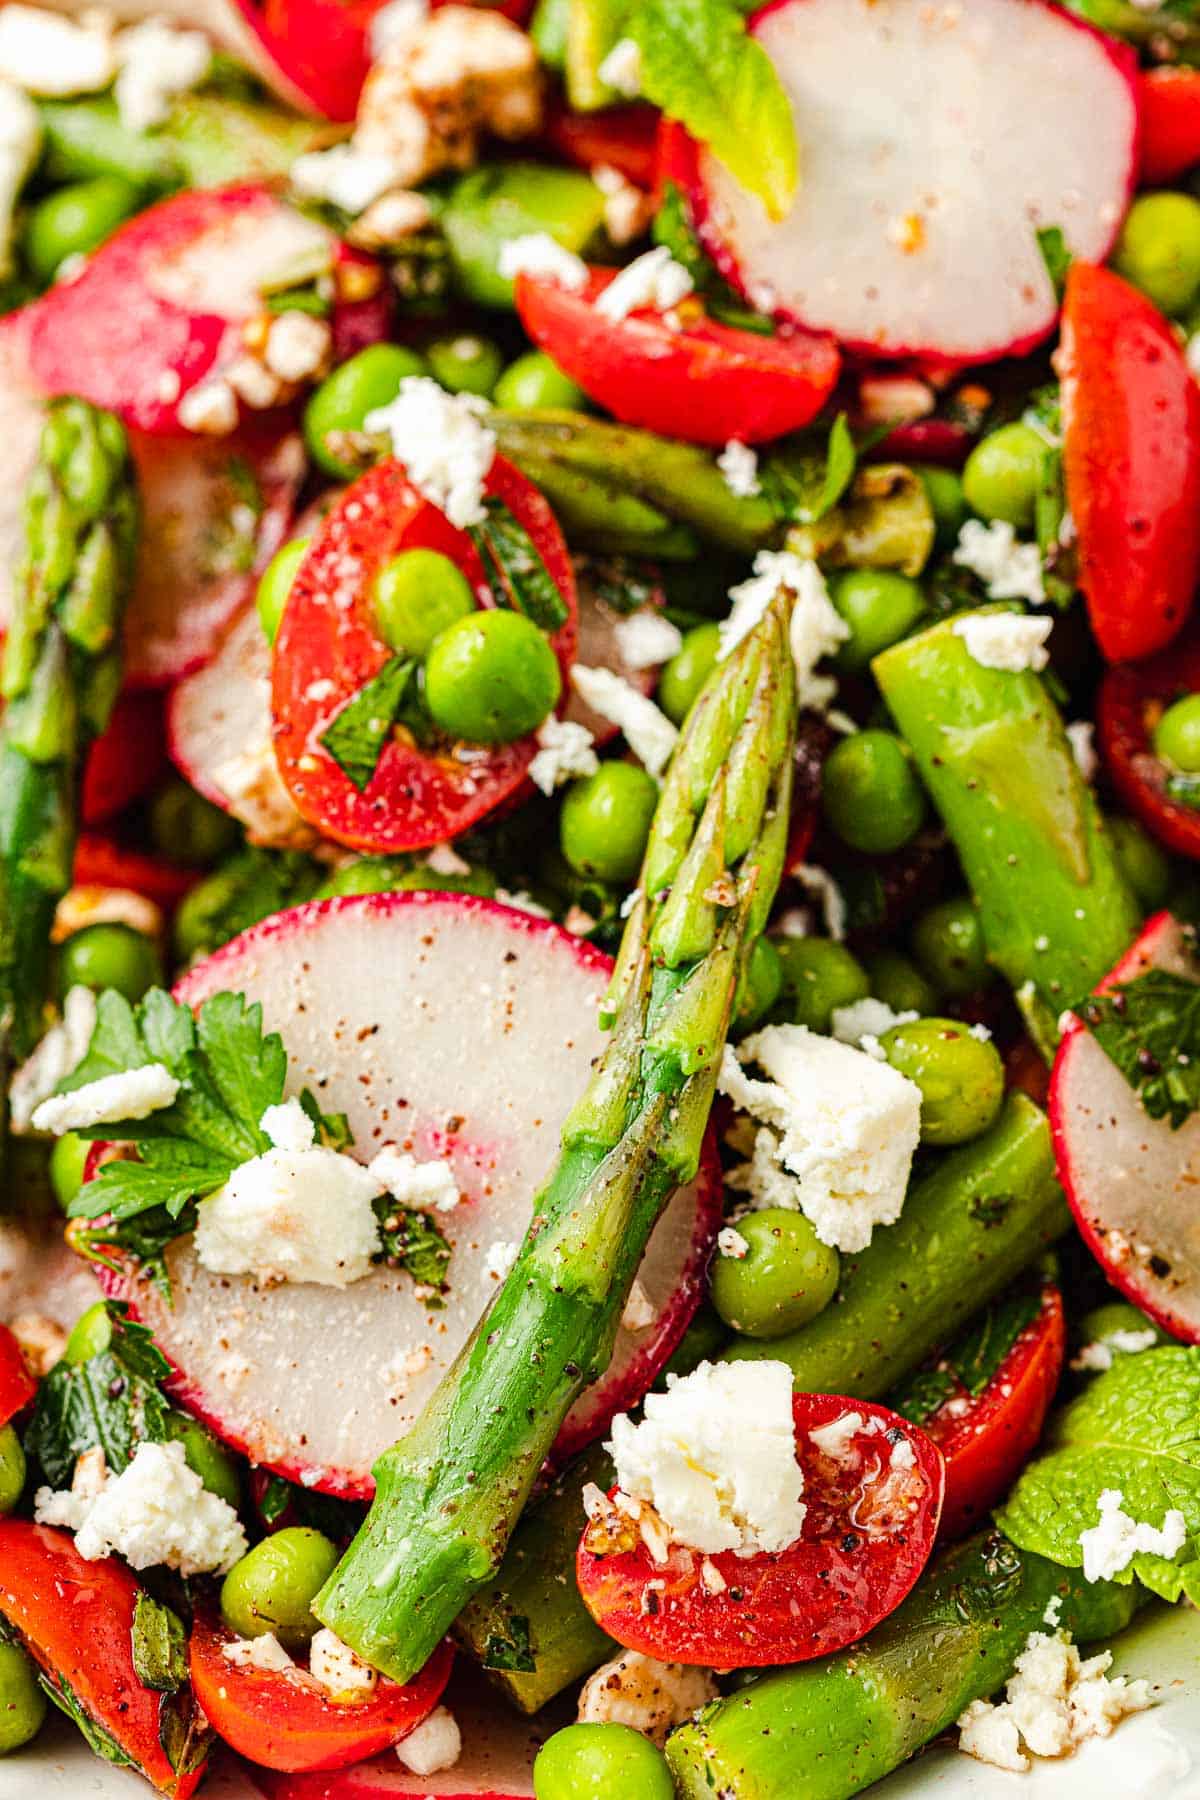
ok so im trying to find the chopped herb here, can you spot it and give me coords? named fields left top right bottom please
left=1079, top=964, right=1200, bottom=1129
left=26, top=1303, right=171, bottom=1487
left=375, top=1199, right=452, bottom=1293
left=470, top=500, right=568, bottom=631
left=482, top=1612, right=536, bottom=1672
left=299, top=1088, right=354, bottom=1152
left=318, top=655, right=421, bottom=792
left=131, top=1594, right=187, bottom=1694
left=40, top=1671, right=134, bottom=1767
left=263, top=285, right=330, bottom=318
left=158, top=1687, right=212, bottom=1778
left=256, top=1472, right=363, bottom=1541
left=1035, top=225, right=1071, bottom=300
left=1165, top=770, right=1200, bottom=811
left=891, top=1288, right=1041, bottom=1425
left=70, top=1202, right=199, bottom=1303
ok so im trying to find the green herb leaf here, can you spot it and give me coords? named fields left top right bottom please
left=1036, top=225, right=1071, bottom=300
left=470, top=500, right=568, bottom=632
left=800, top=413, right=856, bottom=525
left=482, top=1612, right=536, bottom=1672
left=256, top=1472, right=362, bottom=1540
left=131, top=1594, right=187, bottom=1694
left=158, top=1688, right=212, bottom=1778
left=891, top=1366, right=958, bottom=1426
left=319, top=656, right=418, bottom=792
left=891, top=1289, right=1042, bottom=1425
left=651, top=183, right=773, bottom=334
left=71, top=1202, right=199, bottom=1303
left=374, top=1199, right=452, bottom=1293
left=40, top=1671, right=133, bottom=1767
left=26, top=1303, right=171, bottom=1488
left=1079, top=966, right=1200, bottom=1130
left=194, top=990, right=287, bottom=1148
left=299, top=1087, right=354, bottom=1152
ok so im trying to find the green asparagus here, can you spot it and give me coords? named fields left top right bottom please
left=314, top=586, right=798, bottom=1682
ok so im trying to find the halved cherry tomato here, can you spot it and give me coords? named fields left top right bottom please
left=271, top=456, right=576, bottom=852
left=513, top=268, right=840, bottom=447
left=893, top=1287, right=1065, bottom=1542
left=237, top=0, right=385, bottom=122
left=1140, top=68, right=1200, bottom=185
left=575, top=1393, right=942, bottom=1668
left=0, top=1323, right=36, bottom=1425
left=190, top=1614, right=453, bottom=1773
left=82, top=691, right=168, bottom=825
left=542, top=101, right=660, bottom=190
left=1098, top=629, right=1200, bottom=859
left=74, top=833, right=199, bottom=910
left=0, top=1520, right=208, bottom=1797
left=1060, top=262, right=1200, bottom=663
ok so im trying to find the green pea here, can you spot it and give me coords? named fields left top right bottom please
left=165, top=1412, right=241, bottom=1510
left=910, top=896, right=990, bottom=998
left=0, top=1639, right=46, bottom=1755
left=863, top=949, right=937, bottom=1018
left=1113, top=191, right=1200, bottom=317
left=149, top=780, right=239, bottom=867
left=1153, top=692, right=1200, bottom=773
left=304, top=344, right=428, bottom=480
left=64, top=1301, right=112, bottom=1364
left=657, top=622, right=721, bottom=726
left=710, top=1207, right=839, bottom=1339
left=961, top=422, right=1047, bottom=529
left=373, top=548, right=474, bottom=658
left=49, top=1131, right=90, bottom=1211
left=256, top=537, right=310, bottom=646
left=314, top=854, right=495, bottom=900
left=734, top=936, right=783, bottom=1034
left=424, top=610, right=561, bottom=743
left=220, top=1527, right=339, bottom=1651
left=830, top=570, right=925, bottom=673
left=914, top=464, right=967, bottom=548
left=56, top=922, right=163, bottom=1004
left=1108, top=814, right=1172, bottom=912
left=24, top=175, right=142, bottom=284
left=821, top=729, right=926, bottom=855
left=493, top=350, right=586, bottom=412
left=425, top=333, right=504, bottom=398
left=533, top=1722, right=674, bottom=1800
left=0, top=1427, right=25, bottom=1516
left=560, top=762, right=658, bottom=884
left=772, top=937, right=869, bottom=1034
left=880, top=1017, right=1005, bottom=1146
left=441, top=163, right=606, bottom=308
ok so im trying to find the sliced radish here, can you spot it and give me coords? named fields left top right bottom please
left=559, top=563, right=660, bottom=745
left=84, top=893, right=721, bottom=1496
left=671, top=0, right=1138, bottom=362
left=1050, top=911, right=1200, bottom=1344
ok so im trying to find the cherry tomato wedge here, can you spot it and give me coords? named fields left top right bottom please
left=513, top=268, right=840, bottom=448
left=1060, top=261, right=1200, bottom=664
left=1098, top=630, right=1200, bottom=859
left=236, top=0, right=385, bottom=122
left=1140, top=67, right=1200, bottom=185
left=82, top=691, right=168, bottom=825
left=575, top=1393, right=943, bottom=1668
left=74, top=833, right=199, bottom=910
left=542, top=101, right=660, bottom=190
left=190, top=1614, right=453, bottom=1773
left=0, top=1323, right=36, bottom=1425
left=271, top=456, right=576, bottom=853
left=0, top=1520, right=208, bottom=1797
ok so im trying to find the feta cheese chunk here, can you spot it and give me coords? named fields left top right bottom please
left=1070, top=1327, right=1158, bottom=1372
left=113, top=20, right=211, bottom=133
left=598, top=36, right=642, bottom=97
left=223, top=1633, right=295, bottom=1673
left=260, top=1098, right=317, bottom=1154
left=606, top=1359, right=806, bottom=1557
left=9, top=985, right=96, bottom=1134
left=570, top=666, right=678, bottom=777
left=613, top=611, right=684, bottom=671
left=395, top=1705, right=461, bottom=1775
left=791, top=864, right=847, bottom=941
left=0, top=6, right=114, bottom=96
left=578, top=1650, right=717, bottom=1746
left=830, top=997, right=917, bottom=1049
left=367, top=1144, right=460, bottom=1214
left=720, top=553, right=848, bottom=711
left=716, top=1226, right=749, bottom=1260
left=952, top=609, right=1053, bottom=673
left=291, top=143, right=407, bottom=215
left=528, top=716, right=598, bottom=795
left=1066, top=719, right=1097, bottom=783
left=957, top=1629, right=1152, bottom=1772
left=717, top=440, right=761, bottom=498
left=365, top=376, right=495, bottom=529
left=31, top=1062, right=180, bottom=1136
left=35, top=1440, right=246, bottom=1576
left=809, top=1410, right=867, bottom=1462
left=953, top=519, right=1045, bottom=604
left=1078, top=1488, right=1188, bottom=1583
left=719, top=1025, right=922, bottom=1252
left=481, top=1237, right=520, bottom=1283
left=309, top=1628, right=377, bottom=1699
left=497, top=231, right=588, bottom=291
left=596, top=246, right=693, bottom=321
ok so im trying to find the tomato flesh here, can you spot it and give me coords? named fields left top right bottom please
left=542, top=102, right=660, bottom=190
left=74, top=833, right=199, bottom=910
left=1140, top=67, right=1200, bottom=185
left=0, top=1323, right=36, bottom=1426
left=1098, top=632, right=1200, bottom=860
left=83, top=691, right=168, bottom=825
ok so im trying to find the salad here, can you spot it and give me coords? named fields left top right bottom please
left=0, top=0, right=1197, bottom=1794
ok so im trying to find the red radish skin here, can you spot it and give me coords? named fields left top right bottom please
left=82, top=893, right=721, bottom=1496
left=1098, top=632, right=1200, bottom=862
left=1050, top=911, right=1200, bottom=1344
left=668, top=0, right=1139, bottom=363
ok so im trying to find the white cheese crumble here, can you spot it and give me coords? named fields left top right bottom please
left=1066, top=720, right=1098, bottom=783
left=719, top=1024, right=922, bottom=1253
left=364, top=376, right=495, bottom=529
left=264, top=311, right=331, bottom=384
left=570, top=666, right=678, bottom=777
left=528, top=716, right=598, bottom=795
left=592, top=161, right=652, bottom=246
left=1078, top=1488, right=1188, bottom=1583
left=0, top=80, right=40, bottom=278
left=791, top=863, right=847, bottom=942
left=613, top=611, right=683, bottom=671
left=620, top=1278, right=656, bottom=1332
left=9, top=984, right=96, bottom=1134
left=497, top=231, right=588, bottom=290
left=598, top=35, right=642, bottom=97
left=0, top=6, right=114, bottom=95
left=606, top=1359, right=805, bottom=1557
left=716, top=1226, right=749, bottom=1260
left=596, top=246, right=693, bottom=321
left=367, top=1144, right=460, bottom=1214
left=425, top=840, right=471, bottom=876
left=952, top=610, right=1053, bottom=674
left=578, top=1651, right=717, bottom=1746
left=177, top=378, right=238, bottom=436
left=809, top=1409, right=865, bottom=1461
left=396, top=1705, right=461, bottom=1775
left=369, top=0, right=430, bottom=56
left=482, top=1238, right=520, bottom=1283
left=35, top=1440, right=246, bottom=1576
left=717, top=440, right=761, bottom=498
left=260, top=1097, right=317, bottom=1154
left=722, top=552, right=848, bottom=710
left=830, top=997, right=917, bottom=1049
left=308, top=1628, right=378, bottom=1699
left=957, top=1629, right=1152, bottom=1773
left=223, top=1633, right=295, bottom=1674
left=953, top=519, right=1045, bottom=604
left=31, top=1062, right=179, bottom=1136
left=1070, top=1327, right=1158, bottom=1373
left=292, top=143, right=407, bottom=215
left=113, top=19, right=211, bottom=133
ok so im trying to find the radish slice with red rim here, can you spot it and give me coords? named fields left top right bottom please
left=82, top=892, right=721, bottom=1496
left=1050, top=910, right=1200, bottom=1344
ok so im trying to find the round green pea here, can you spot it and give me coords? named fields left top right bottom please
left=1076, top=1301, right=1166, bottom=1351
left=0, top=1639, right=46, bottom=1755
left=910, top=896, right=990, bottom=998
left=657, top=622, right=721, bottom=726
left=533, top=1722, right=674, bottom=1800
left=220, top=1527, right=339, bottom=1651
left=149, top=780, right=239, bottom=867
left=1108, top=814, right=1172, bottom=912
left=424, top=610, right=561, bottom=744
left=1153, top=692, right=1200, bottom=772
left=0, top=1426, right=25, bottom=1516
left=962, top=422, right=1047, bottom=529
left=880, top=1017, right=1005, bottom=1146
left=303, top=344, right=428, bottom=480
left=64, top=1302, right=112, bottom=1364
left=372, top=548, right=475, bottom=658
left=863, top=949, right=937, bottom=1019
left=710, top=1207, right=839, bottom=1338
left=57, top=922, right=162, bottom=1005
left=830, top=570, right=925, bottom=673
left=735, top=936, right=783, bottom=1035
left=166, top=1412, right=241, bottom=1510
left=256, top=537, right=309, bottom=646
left=1113, top=191, right=1200, bottom=317
left=49, top=1131, right=90, bottom=1211
left=560, top=762, right=658, bottom=885
left=425, top=333, right=504, bottom=398
left=25, top=175, right=142, bottom=284
left=914, top=464, right=967, bottom=547
left=314, top=854, right=495, bottom=900
left=493, top=350, right=586, bottom=412
left=821, top=729, right=926, bottom=855
left=772, top=937, right=869, bottom=1034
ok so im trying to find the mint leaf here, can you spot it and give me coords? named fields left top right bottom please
left=131, top=1594, right=187, bottom=1694
left=40, top=1672, right=133, bottom=1768
left=890, top=1290, right=1041, bottom=1426
left=470, top=500, right=568, bottom=632
left=71, top=1203, right=199, bottom=1302
left=1078, top=965, right=1200, bottom=1129
left=798, top=413, right=856, bottom=526
left=482, top=1613, right=535, bottom=1672
left=319, top=656, right=418, bottom=792
left=26, top=1302, right=171, bottom=1487
left=996, top=1346, right=1200, bottom=1605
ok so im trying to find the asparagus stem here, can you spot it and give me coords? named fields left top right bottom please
left=315, top=590, right=798, bottom=1681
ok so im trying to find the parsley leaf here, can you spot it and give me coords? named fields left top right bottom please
left=890, top=1290, right=1042, bottom=1426
left=26, top=1302, right=171, bottom=1487
left=1079, top=966, right=1200, bottom=1130
left=482, top=1613, right=536, bottom=1673
left=470, top=500, right=568, bottom=631
left=319, top=656, right=419, bottom=792
left=70, top=1203, right=199, bottom=1302
left=374, top=1199, right=452, bottom=1293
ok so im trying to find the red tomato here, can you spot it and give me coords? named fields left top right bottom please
left=1004, top=1036, right=1051, bottom=1110
left=513, top=269, right=840, bottom=447
left=239, top=0, right=384, bottom=121
left=82, top=691, right=168, bottom=825
left=0, top=1323, right=35, bottom=1425
left=190, top=1614, right=453, bottom=1773
left=542, top=101, right=660, bottom=190
left=575, top=1393, right=943, bottom=1668
left=1140, top=68, right=1200, bottom=184
left=1098, top=630, right=1200, bottom=858
left=1060, top=262, right=1200, bottom=663
left=271, top=456, right=576, bottom=852
left=0, top=1521, right=208, bottom=1797
left=74, top=833, right=199, bottom=909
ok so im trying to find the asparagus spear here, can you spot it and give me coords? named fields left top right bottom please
left=315, top=587, right=798, bottom=1682
left=0, top=399, right=137, bottom=1133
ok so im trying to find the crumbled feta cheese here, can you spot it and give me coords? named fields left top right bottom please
left=716, top=1226, right=749, bottom=1260
left=1070, top=1327, right=1158, bottom=1372
left=425, top=840, right=471, bottom=876
left=396, top=1705, right=461, bottom=1775
left=113, top=20, right=211, bottom=133
left=570, top=666, right=678, bottom=777
left=953, top=519, right=1045, bottom=604
left=809, top=1410, right=866, bottom=1461
left=1066, top=719, right=1097, bottom=783
left=791, top=864, right=847, bottom=941
left=621, top=1278, right=656, bottom=1332
left=0, top=80, right=40, bottom=278
left=968, top=1022, right=992, bottom=1042
left=263, top=312, right=332, bottom=384
left=497, top=231, right=588, bottom=290
left=35, top=1440, right=246, bottom=1576
left=591, top=161, right=652, bottom=246
left=212, top=738, right=311, bottom=847
left=1078, top=1488, right=1187, bottom=1583
left=494, top=888, right=551, bottom=918
left=367, top=1144, right=460, bottom=1214
left=721, top=553, right=847, bottom=711
left=177, top=378, right=238, bottom=436
left=195, top=1140, right=383, bottom=1287
left=364, top=376, right=495, bottom=529
left=260, top=1099, right=317, bottom=1154
left=482, top=1238, right=520, bottom=1283
left=952, top=609, right=1053, bottom=673
left=0, top=6, right=114, bottom=96
left=309, top=1628, right=377, bottom=1699
left=1043, top=1594, right=1064, bottom=1629
left=606, top=1360, right=806, bottom=1557
left=223, top=1632, right=295, bottom=1673
left=719, top=1024, right=922, bottom=1253
left=528, top=716, right=598, bottom=796
left=957, top=1629, right=1152, bottom=1771
left=291, top=143, right=406, bottom=215
left=31, top=1063, right=179, bottom=1136
left=347, top=186, right=434, bottom=250
left=9, top=985, right=96, bottom=1134
left=613, top=611, right=683, bottom=671
left=717, top=439, right=761, bottom=498
left=890, top=1435, right=916, bottom=1470
left=598, top=35, right=642, bottom=97
left=369, top=0, right=430, bottom=56
left=578, top=1651, right=717, bottom=1746
left=830, top=997, right=917, bottom=1049
left=596, top=246, right=693, bottom=321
